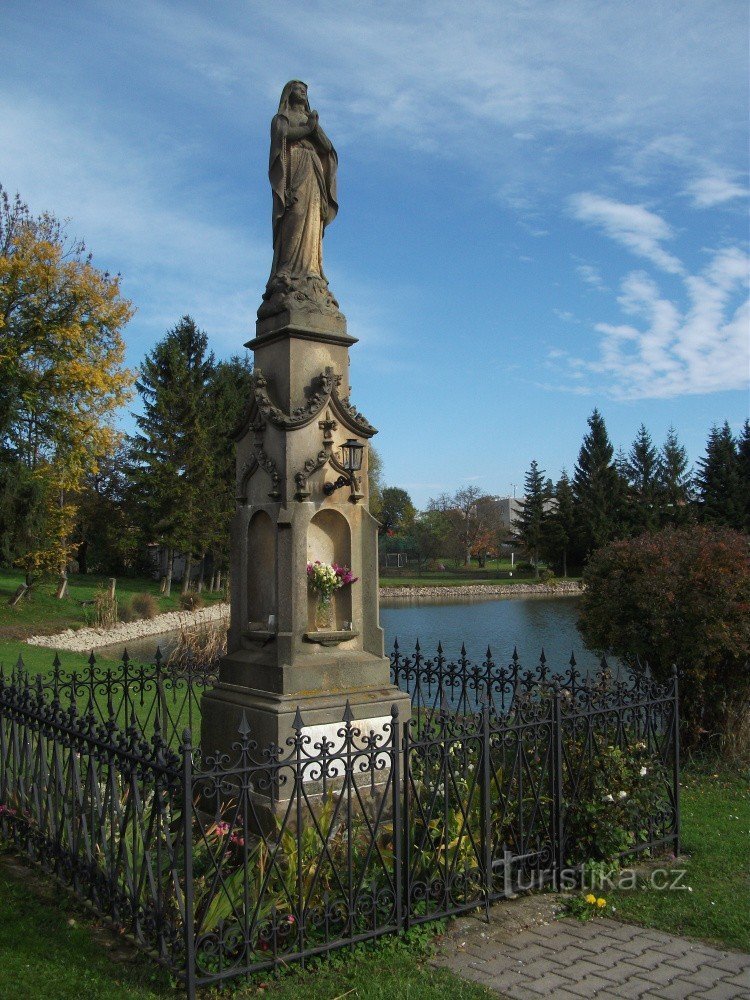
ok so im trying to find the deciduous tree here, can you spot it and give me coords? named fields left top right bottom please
left=578, top=525, right=750, bottom=750
left=0, top=186, right=134, bottom=586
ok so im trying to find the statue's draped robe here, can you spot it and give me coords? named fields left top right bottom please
left=268, top=113, right=338, bottom=284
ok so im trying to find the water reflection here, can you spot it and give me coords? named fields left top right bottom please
left=97, top=595, right=606, bottom=677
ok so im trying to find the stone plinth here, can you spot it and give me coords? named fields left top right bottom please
left=200, top=309, right=410, bottom=794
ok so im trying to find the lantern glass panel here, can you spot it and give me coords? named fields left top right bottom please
left=342, top=438, right=364, bottom=472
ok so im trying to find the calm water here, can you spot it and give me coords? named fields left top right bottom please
left=98, top=595, right=604, bottom=677
left=381, top=595, right=602, bottom=674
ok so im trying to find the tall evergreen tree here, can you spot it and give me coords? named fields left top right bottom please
left=695, top=422, right=744, bottom=530
left=543, top=469, right=576, bottom=577
left=128, top=317, right=215, bottom=595
left=514, top=459, right=550, bottom=577
left=203, top=355, right=254, bottom=590
left=656, top=426, right=692, bottom=525
left=626, top=424, right=659, bottom=533
left=572, top=409, right=621, bottom=560
left=738, top=419, right=750, bottom=532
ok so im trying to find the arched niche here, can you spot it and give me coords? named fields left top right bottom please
left=247, top=510, right=276, bottom=627
left=307, top=509, right=352, bottom=629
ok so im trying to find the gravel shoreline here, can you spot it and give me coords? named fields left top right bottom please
left=24, top=582, right=582, bottom=652
left=381, top=581, right=583, bottom=601
left=25, top=603, right=230, bottom=652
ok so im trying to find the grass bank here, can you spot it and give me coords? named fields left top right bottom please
left=0, top=569, right=224, bottom=641
left=609, top=764, right=750, bottom=951
left=0, top=853, right=491, bottom=1000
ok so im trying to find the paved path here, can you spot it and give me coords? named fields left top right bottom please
left=432, top=902, right=750, bottom=999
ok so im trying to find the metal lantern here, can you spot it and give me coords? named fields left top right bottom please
left=340, top=438, right=364, bottom=473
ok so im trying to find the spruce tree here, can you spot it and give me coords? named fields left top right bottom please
left=129, top=316, right=215, bottom=594
left=738, top=419, right=750, bottom=532
left=514, top=459, right=550, bottom=577
left=203, top=355, right=254, bottom=589
left=656, top=426, right=692, bottom=525
left=626, top=424, right=659, bottom=533
left=543, top=469, right=576, bottom=577
left=572, top=409, right=621, bottom=560
left=695, top=422, right=744, bottom=529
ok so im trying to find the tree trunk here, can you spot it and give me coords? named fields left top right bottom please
left=197, top=555, right=205, bottom=593
left=209, top=571, right=216, bottom=593
left=9, top=584, right=28, bottom=607
left=181, top=553, right=193, bottom=595
left=215, top=569, right=222, bottom=593
left=562, top=549, right=568, bottom=578
left=164, top=549, right=173, bottom=597
left=55, top=573, right=68, bottom=599
left=107, top=578, right=116, bottom=599
left=77, top=539, right=89, bottom=575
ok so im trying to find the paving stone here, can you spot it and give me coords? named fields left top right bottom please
left=522, top=971, right=584, bottom=995
left=698, top=980, right=750, bottom=1000
left=557, top=958, right=626, bottom=981
left=561, top=973, right=619, bottom=997
left=629, top=948, right=676, bottom=971
left=712, top=954, right=750, bottom=975
left=595, top=976, right=656, bottom=999
left=637, top=962, right=682, bottom=987
left=719, top=969, right=750, bottom=990
left=650, top=978, right=709, bottom=999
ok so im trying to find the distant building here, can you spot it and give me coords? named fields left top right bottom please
left=497, top=496, right=525, bottom=532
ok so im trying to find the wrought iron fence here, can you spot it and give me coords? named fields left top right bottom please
left=0, top=642, right=679, bottom=998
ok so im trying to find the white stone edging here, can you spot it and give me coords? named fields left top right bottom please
left=25, top=602, right=230, bottom=652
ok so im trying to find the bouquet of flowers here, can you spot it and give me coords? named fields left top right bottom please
left=306, top=561, right=358, bottom=629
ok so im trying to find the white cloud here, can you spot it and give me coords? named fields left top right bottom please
left=556, top=248, right=749, bottom=399
left=575, top=263, right=606, bottom=290
left=684, top=175, right=749, bottom=208
left=569, top=194, right=684, bottom=275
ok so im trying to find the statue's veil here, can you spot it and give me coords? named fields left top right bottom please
left=277, top=80, right=310, bottom=119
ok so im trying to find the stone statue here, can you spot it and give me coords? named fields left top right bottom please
left=258, top=80, right=343, bottom=325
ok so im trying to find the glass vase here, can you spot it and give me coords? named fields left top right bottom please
left=315, top=594, right=334, bottom=631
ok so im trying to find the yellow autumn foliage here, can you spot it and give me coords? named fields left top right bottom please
left=0, top=188, right=135, bottom=575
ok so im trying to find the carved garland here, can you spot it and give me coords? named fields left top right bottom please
left=252, top=367, right=339, bottom=429
left=250, top=367, right=377, bottom=437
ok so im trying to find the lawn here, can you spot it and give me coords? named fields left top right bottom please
left=0, top=764, right=745, bottom=999
left=608, top=763, right=750, bottom=952
left=0, top=568, right=225, bottom=641
left=0, top=853, right=492, bottom=1000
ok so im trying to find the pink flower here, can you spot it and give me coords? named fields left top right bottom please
left=214, top=821, right=230, bottom=836
left=0, top=805, right=16, bottom=817
left=287, top=914, right=295, bottom=924
left=230, top=834, right=245, bottom=847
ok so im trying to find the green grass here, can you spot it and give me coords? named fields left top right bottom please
left=0, top=568, right=225, bottom=641
left=0, top=853, right=492, bottom=1000
left=608, top=764, right=750, bottom=951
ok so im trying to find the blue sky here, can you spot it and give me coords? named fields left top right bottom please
left=2, top=1, right=748, bottom=506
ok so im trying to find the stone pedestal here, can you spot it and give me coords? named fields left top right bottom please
left=200, top=306, right=410, bottom=790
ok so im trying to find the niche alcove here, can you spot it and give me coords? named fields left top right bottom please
left=246, top=510, right=276, bottom=628
left=306, top=508, right=352, bottom=630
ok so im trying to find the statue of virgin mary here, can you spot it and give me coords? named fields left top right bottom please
left=258, top=81, right=343, bottom=324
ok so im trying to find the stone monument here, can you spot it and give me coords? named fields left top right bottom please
left=200, top=81, right=410, bottom=783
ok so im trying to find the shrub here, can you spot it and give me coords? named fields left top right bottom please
left=93, top=586, right=117, bottom=629
left=118, top=601, right=137, bottom=623
left=179, top=592, right=204, bottom=611
left=131, top=592, right=158, bottom=619
left=579, top=525, right=750, bottom=753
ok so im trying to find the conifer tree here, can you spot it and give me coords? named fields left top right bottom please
left=514, top=459, right=550, bottom=577
left=738, top=419, right=750, bottom=532
left=695, top=422, right=744, bottom=529
left=626, top=424, right=659, bottom=532
left=129, top=317, right=215, bottom=595
left=572, top=409, right=621, bottom=560
left=203, top=355, right=254, bottom=589
left=655, top=426, right=692, bottom=525
left=543, top=469, right=576, bottom=577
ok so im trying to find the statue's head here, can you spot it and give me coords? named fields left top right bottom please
left=278, top=80, right=310, bottom=115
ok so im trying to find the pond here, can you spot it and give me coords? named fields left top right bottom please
left=97, top=594, right=609, bottom=678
